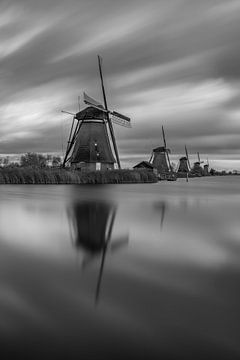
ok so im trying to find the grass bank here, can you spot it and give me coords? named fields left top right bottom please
left=0, top=167, right=158, bottom=184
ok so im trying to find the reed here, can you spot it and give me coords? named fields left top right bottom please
left=0, top=167, right=157, bottom=184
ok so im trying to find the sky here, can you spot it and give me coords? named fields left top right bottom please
left=0, top=0, right=240, bottom=170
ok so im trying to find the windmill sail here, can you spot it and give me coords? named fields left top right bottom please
left=84, top=93, right=131, bottom=127
left=83, top=92, right=106, bottom=111
left=111, top=111, right=131, bottom=128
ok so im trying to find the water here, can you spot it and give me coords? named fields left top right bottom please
left=0, top=177, right=240, bottom=359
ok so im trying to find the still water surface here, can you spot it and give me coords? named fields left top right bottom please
left=0, top=177, right=240, bottom=359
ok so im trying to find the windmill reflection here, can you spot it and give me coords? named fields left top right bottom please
left=154, top=201, right=167, bottom=231
left=69, top=200, right=128, bottom=303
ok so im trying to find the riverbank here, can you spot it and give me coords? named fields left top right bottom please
left=0, top=167, right=158, bottom=184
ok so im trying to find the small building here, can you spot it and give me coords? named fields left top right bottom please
left=133, top=161, right=157, bottom=174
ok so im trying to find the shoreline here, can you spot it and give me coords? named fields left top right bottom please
left=0, top=167, right=158, bottom=185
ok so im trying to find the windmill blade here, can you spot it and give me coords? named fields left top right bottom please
left=197, top=152, right=201, bottom=163
left=61, top=110, right=76, bottom=116
left=162, top=126, right=172, bottom=172
left=112, top=111, right=131, bottom=123
left=62, top=114, right=76, bottom=167
left=97, top=55, right=121, bottom=169
left=83, top=91, right=105, bottom=110
left=185, top=145, right=191, bottom=169
left=162, top=125, right=167, bottom=149
left=149, top=151, right=153, bottom=163
left=111, top=112, right=131, bottom=128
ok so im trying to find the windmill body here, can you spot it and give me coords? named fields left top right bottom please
left=203, top=164, right=209, bottom=176
left=191, top=161, right=204, bottom=176
left=149, top=125, right=176, bottom=180
left=70, top=106, right=115, bottom=171
left=151, top=146, right=170, bottom=175
left=191, top=152, right=204, bottom=176
left=177, top=156, right=190, bottom=174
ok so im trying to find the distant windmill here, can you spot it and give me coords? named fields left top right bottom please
left=185, top=145, right=191, bottom=170
left=197, top=152, right=204, bottom=164
left=203, top=158, right=210, bottom=176
left=192, top=151, right=204, bottom=176
left=62, top=56, right=131, bottom=170
left=150, top=126, right=174, bottom=179
left=176, top=145, right=191, bottom=181
left=177, top=145, right=191, bottom=174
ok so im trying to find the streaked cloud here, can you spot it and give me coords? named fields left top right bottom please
left=0, top=0, right=240, bottom=170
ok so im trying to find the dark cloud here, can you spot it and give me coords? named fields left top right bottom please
left=0, top=0, right=240, bottom=168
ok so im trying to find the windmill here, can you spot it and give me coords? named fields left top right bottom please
left=192, top=152, right=204, bottom=176
left=62, top=56, right=131, bottom=170
left=197, top=152, right=204, bottom=165
left=177, top=145, right=191, bottom=176
left=68, top=200, right=128, bottom=304
left=203, top=158, right=210, bottom=176
left=150, top=126, right=175, bottom=180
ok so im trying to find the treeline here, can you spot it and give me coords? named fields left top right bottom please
left=0, top=168, right=157, bottom=184
left=0, top=152, right=62, bottom=168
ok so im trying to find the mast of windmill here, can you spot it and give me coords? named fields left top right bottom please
left=162, top=125, right=172, bottom=172
left=61, top=97, right=89, bottom=168
left=197, top=152, right=200, bottom=163
left=62, top=106, right=80, bottom=167
left=98, top=55, right=121, bottom=170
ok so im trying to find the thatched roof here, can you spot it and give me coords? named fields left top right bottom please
left=133, top=161, right=154, bottom=169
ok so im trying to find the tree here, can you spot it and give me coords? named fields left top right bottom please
left=20, top=152, right=47, bottom=168
left=52, top=156, right=62, bottom=167
left=3, top=157, right=9, bottom=166
left=209, top=168, right=216, bottom=176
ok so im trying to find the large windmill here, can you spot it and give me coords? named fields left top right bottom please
left=62, top=56, right=131, bottom=170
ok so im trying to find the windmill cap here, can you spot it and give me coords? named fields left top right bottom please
left=76, top=106, right=107, bottom=121
left=153, top=146, right=166, bottom=152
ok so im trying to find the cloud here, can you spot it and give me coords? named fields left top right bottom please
left=0, top=0, right=240, bottom=169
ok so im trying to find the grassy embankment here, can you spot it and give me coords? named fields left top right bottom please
left=0, top=167, right=158, bottom=184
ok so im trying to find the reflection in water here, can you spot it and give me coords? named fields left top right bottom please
left=154, top=201, right=167, bottom=230
left=68, top=200, right=128, bottom=303
left=0, top=180, right=240, bottom=359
